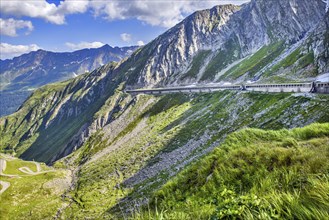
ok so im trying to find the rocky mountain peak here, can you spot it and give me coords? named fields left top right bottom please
left=130, top=0, right=327, bottom=87
left=249, top=0, right=326, bottom=38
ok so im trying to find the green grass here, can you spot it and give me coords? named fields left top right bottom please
left=61, top=91, right=329, bottom=219
left=0, top=77, right=77, bottom=156
left=0, top=44, right=156, bottom=163
left=2, top=159, right=37, bottom=175
left=220, top=41, right=285, bottom=80
left=278, top=48, right=303, bottom=68
left=1, top=91, right=329, bottom=219
left=201, top=37, right=241, bottom=81
left=181, top=50, right=211, bottom=80
left=139, top=123, right=329, bottom=219
left=0, top=63, right=122, bottom=163
left=299, top=52, right=315, bottom=69
left=0, top=156, right=69, bottom=220
left=263, top=47, right=316, bottom=79
left=61, top=94, right=193, bottom=218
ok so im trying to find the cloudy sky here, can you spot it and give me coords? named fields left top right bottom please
left=0, top=0, right=250, bottom=59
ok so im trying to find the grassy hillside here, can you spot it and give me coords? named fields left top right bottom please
left=0, top=44, right=155, bottom=164
left=0, top=90, right=328, bottom=219
left=218, top=42, right=285, bottom=81
left=0, top=154, right=70, bottom=219
left=260, top=47, right=318, bottom=83
left=54, top=91, right=329, bottom=219
left=137, top=123, right=329, bottom=219
left=0, top=62, right=121, bottom=163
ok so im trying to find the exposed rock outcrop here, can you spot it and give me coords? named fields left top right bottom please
left=131, top=0, right=327, bottom=86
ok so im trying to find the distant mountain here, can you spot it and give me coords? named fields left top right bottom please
left=0, top=44, right=138, bottom=116
left=0, top=44, right=138, bottom=91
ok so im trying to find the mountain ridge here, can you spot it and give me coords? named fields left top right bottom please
left=0, top=44, right=136, bottom=62
left=126, top=0, right=327, bottom=86
left=0, top=44, right=138, bottom=90
left=0, top=44, right=138, bottom=117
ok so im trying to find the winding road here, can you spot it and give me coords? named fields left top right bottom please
left=0, top=180, right=10, bottom=194
left=0, top=157, right=52, bottom=194
left=0, top=159, right=11, bottom=194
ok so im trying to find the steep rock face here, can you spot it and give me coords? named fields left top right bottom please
left=309, top=11, right=329, bottom=73
left=137, top=4, right=240, bottom=86
left=249, top=0, right=325, bottom=40
left=133, top=0, right=326, bottom=86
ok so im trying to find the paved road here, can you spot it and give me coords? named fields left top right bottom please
left=0, top=159, right=6, bottom=173
left=0, top=158, right=54, bottom=194
left=18, top=163, right=53, bottom=175
left=0, top=159, right=11, bottom=194
left=35, top=162, right=41, bottom=172
left=125, top=82, right=317, bottom=95
left=0, top=159, right=19, bottom=177
left=0, top=180, right=10, bottom=194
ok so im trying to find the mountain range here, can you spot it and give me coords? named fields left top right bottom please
left=130, top=0, right=328, bottom=86
left=0, top=0, right=328, bottom=219
left=0, top=45, right=138, bottom=116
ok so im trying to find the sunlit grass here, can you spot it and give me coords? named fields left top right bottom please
left=138, top=123, right=329, bottom=219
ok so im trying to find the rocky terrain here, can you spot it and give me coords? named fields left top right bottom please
left=131, top=0, right=328, bottom=86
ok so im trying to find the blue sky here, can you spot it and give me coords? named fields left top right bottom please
left=0, top=0, right=250, bottom=59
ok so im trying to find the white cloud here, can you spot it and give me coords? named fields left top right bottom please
left=137, top=40, right=145, bottom=46
left=0, top=0, right=250, bottom=27
left=0, top=0, right=88, bottom=25
left=89, top=0, right=250, bottom=27
left=120, top=33, right=132, bottom=42
left=58, top=0, right=89, bottom=15
left=0, top=18, right=34, bottom=37
left=65, top=41, right=105, bottom=50
left=0, top=43, right=41, bottom=60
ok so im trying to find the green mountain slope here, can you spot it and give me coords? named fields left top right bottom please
left=53, top=92, right=329, bottom=219
left=144, top=123, right=329, bottom=220
left=0, top=62, right=121, bottom=163
left=0, top=44, right=155, bottom=164
left=0, top=0, right=328, bottom=165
